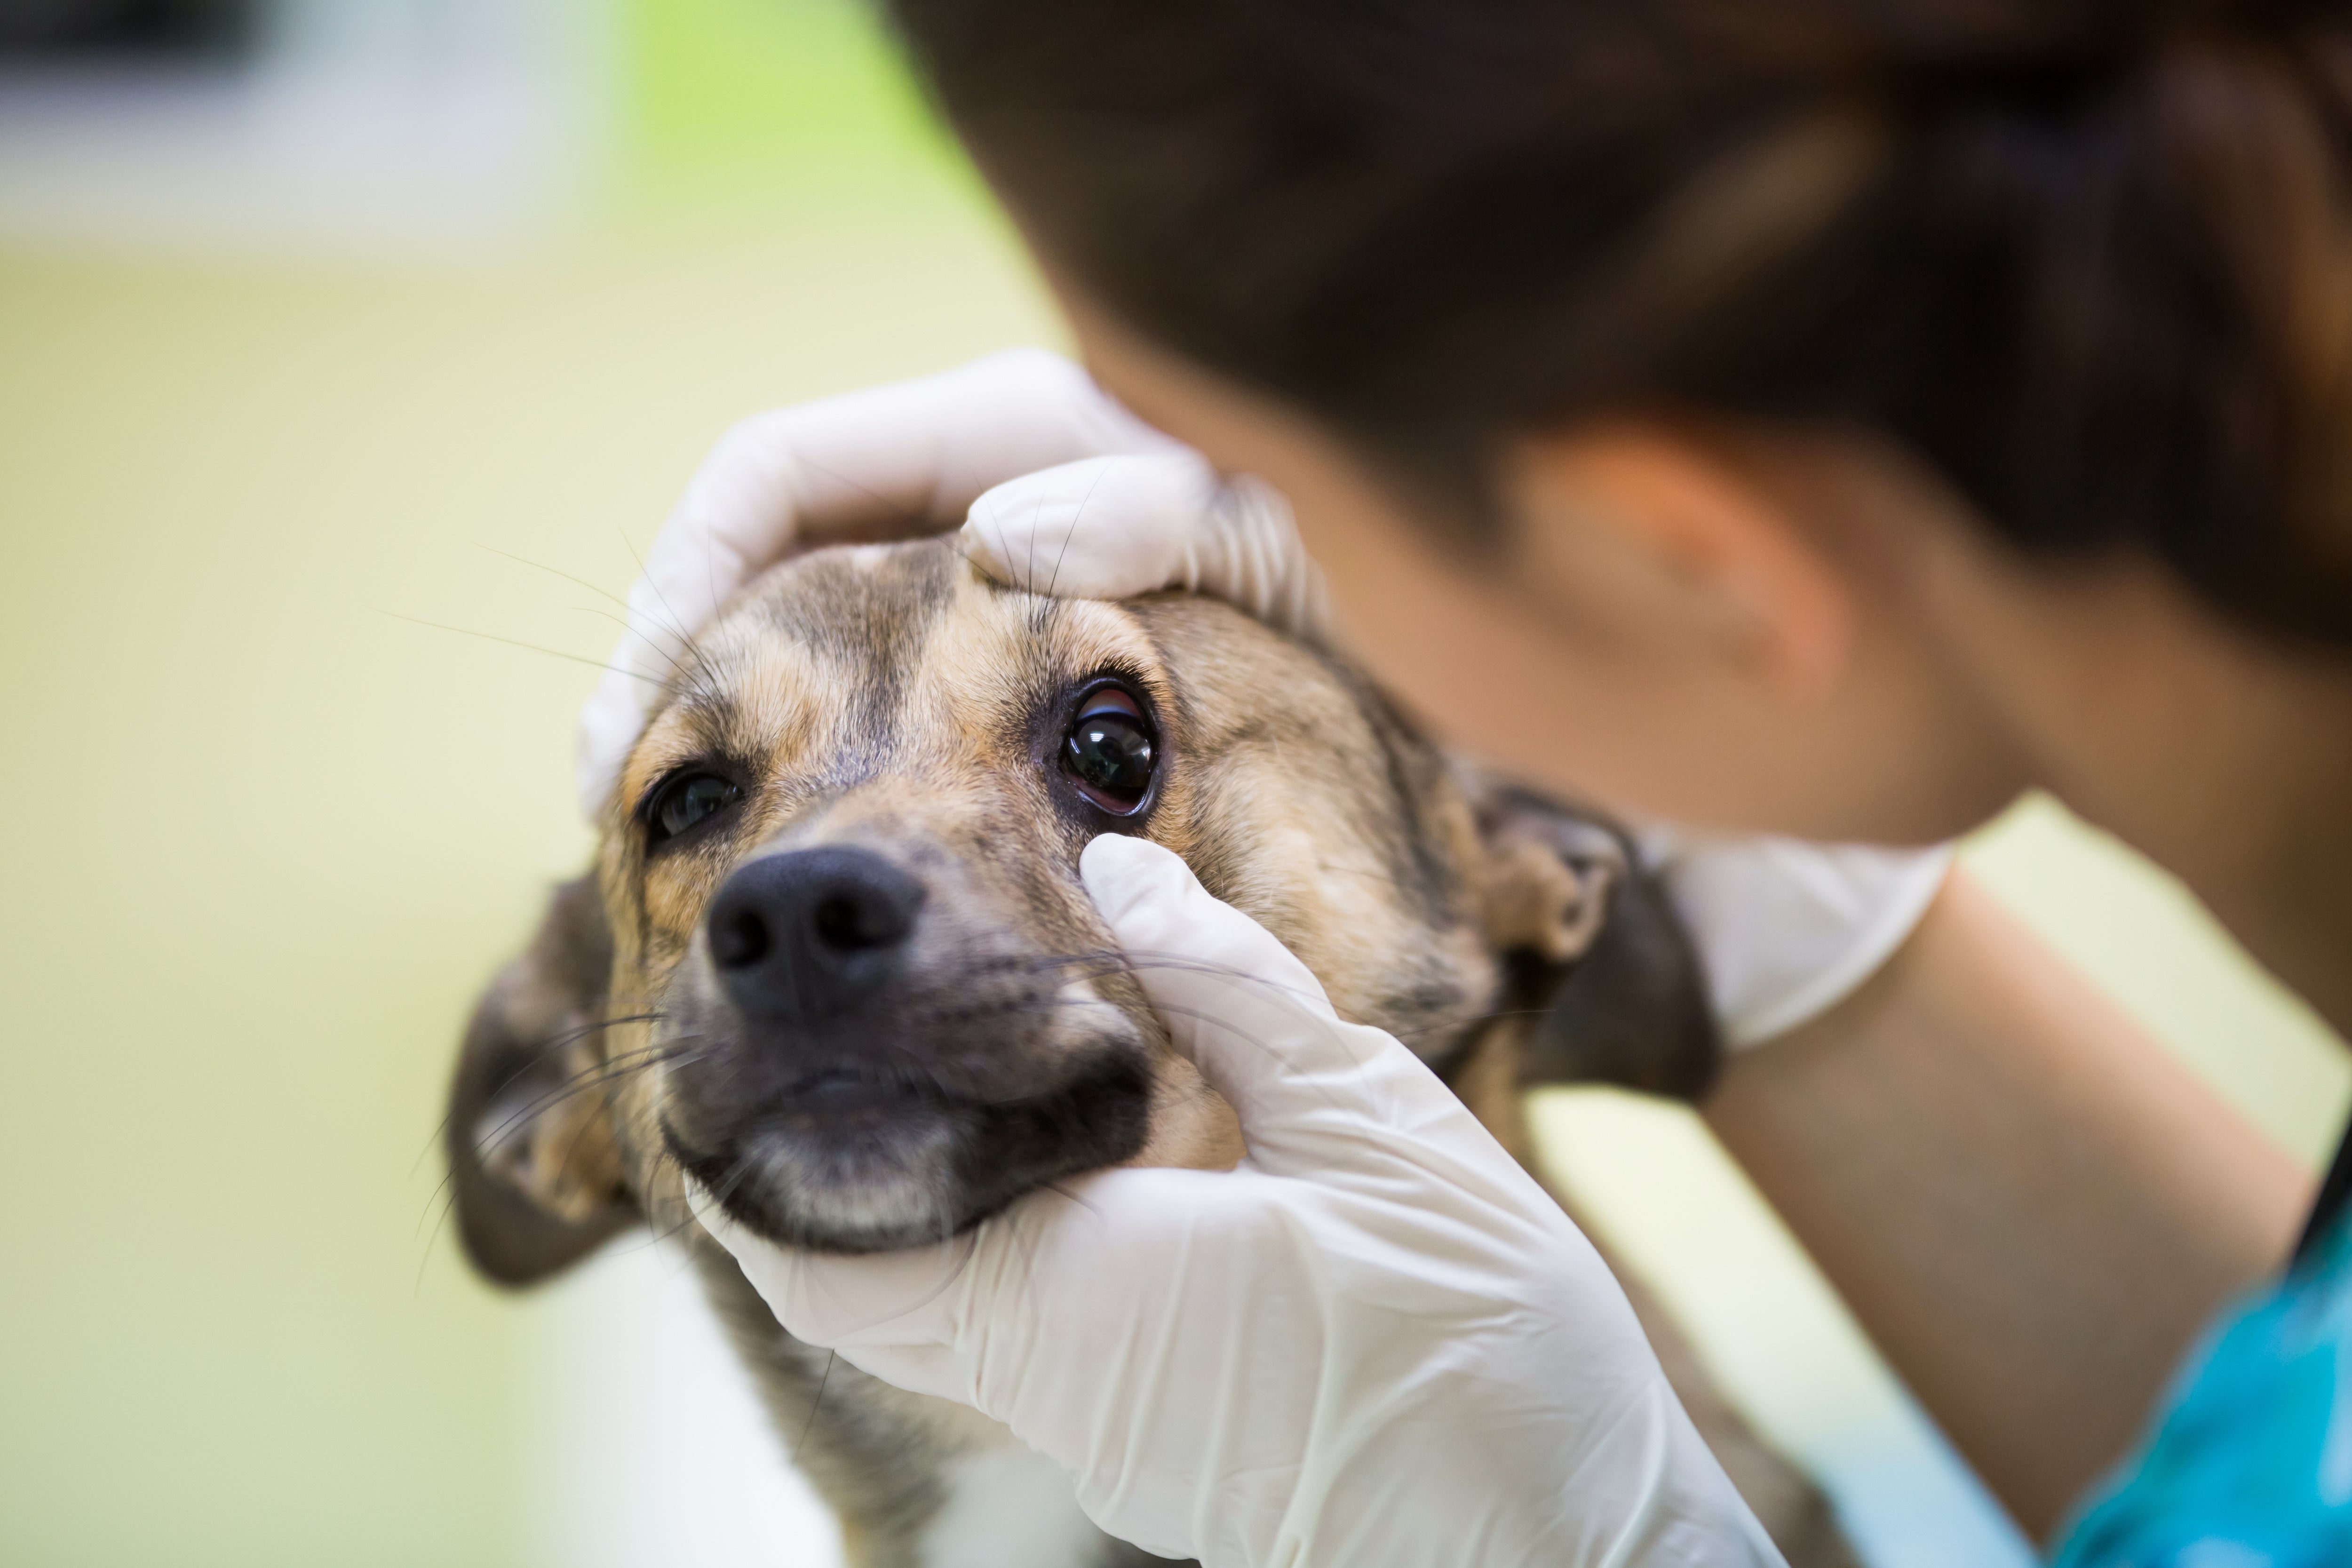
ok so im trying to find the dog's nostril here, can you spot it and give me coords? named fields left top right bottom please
left=812, top=890, right=909, bottom=952
left=710, top=908, right=771, bottom=971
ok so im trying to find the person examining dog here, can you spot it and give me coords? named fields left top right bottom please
left=581, top=2, right=2352, bottom=1562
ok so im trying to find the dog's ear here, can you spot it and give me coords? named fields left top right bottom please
left=445, top=873, right=638, bottom=1287
left=1470, top=778, right=1723, bottom=1102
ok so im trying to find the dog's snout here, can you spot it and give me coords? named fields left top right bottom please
left=707, top=847, right=926, bottom=1020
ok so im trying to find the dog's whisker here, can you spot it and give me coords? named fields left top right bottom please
left=974, top=490, right=1026, bottom=593
left=471, top=1041, right=701, bottom=1165
left=568, top=603, right=719, bottom=690
left=477, top=544, right=633, bottom=615
left=1041, top=461, right=1108, bottom=606
left=792, top=1351, right=838, bottom=1466
left=416, top=1042, right=704, bottom=1249
left=645, top=1152, right=761, bottom=1256
left=413, top=1011, right=670, bottom=1178
left=1117, top=995, right=1378, bottom=1118
left=1390, top=1007, right=1554, bottom=1040
left=374, top=609, right=669, bottom=685
left=784, top=453, right=935, bottom=534
left=612, top=525, right=728, bottom=697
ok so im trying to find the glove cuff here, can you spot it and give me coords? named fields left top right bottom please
left=1645, top=833, right=1955, bottom=1049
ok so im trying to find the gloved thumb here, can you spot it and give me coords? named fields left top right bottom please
left=1079, top=835, right=1483, bottom=1180
left=959, top=452, right=1330, bottom=640
left=684, top=1177, right=977, bottom=1398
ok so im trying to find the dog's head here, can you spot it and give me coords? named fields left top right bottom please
left=446, top=541, right=1718, bottom=1282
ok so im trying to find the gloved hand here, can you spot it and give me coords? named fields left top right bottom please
left=575, top=348, right=1174, bottom=816
left=580, top=349, right=1947, bottom=1043
left=692, top=835, right=1785, bottom=1568
left=955, top=446, right=1953, bottom=1049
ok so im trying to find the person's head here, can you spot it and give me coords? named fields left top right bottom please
left=880, top=0, right=2352, bottom=869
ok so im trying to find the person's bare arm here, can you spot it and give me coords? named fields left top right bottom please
left=1705, top=867, right=2312, bottom=1539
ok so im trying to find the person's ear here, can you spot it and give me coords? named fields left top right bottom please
left=445, top=873, right=638, bottom=1287
left=1467, top=771, right=1722, bottom=1102
left=1506, top=424, right=1855, bottom=698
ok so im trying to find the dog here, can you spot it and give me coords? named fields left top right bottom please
left=445, top=538, right=1857, bottom=1567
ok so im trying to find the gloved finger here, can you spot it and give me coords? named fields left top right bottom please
left=690, top=1163, right=1224, bottom=1429
left=686, top=1175, right=984, bottom=1385
left=958, top=451, right=1330, bottom=641
left=577, top=350, right=1171, bottom=817
left=1079, top=834, right=1491, bottom=1180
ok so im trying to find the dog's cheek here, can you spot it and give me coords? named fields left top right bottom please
left=1128, top=1049, right=1244, bottom=1172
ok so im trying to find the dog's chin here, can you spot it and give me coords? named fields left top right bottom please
left=666, top=1050, right=1158, bottom=1256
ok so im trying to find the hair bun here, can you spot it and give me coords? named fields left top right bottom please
left=1885, top=1, right=2339, bottom=112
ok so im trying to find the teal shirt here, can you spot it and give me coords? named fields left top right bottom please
left=2050, top=1172, right=2352, bottom=1568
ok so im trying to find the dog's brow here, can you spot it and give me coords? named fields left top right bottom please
left=633, top=688, right=749, bottom=785
left=677, top=682, right=757, bottom=762
left=674, top=691, right=743, bottom=751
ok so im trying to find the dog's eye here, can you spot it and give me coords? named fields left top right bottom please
left=644, top=772, right=743, bottom=848
left=1064, top=686, right=1155, bottom=813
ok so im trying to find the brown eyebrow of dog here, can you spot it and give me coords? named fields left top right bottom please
left=623, top=691, right=757, bottom=814
left=666, top=689, right=747, bottom=755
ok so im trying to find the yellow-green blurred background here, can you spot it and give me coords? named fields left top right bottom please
left=1, top=4, right=2344, bottom=1565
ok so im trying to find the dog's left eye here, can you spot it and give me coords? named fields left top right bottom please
left=1064, top=686, right=1156, bottom=813
left=644, top=772, right=743, bottom=848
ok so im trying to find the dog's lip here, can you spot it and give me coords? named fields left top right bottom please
left=783, top=1065, right=913, bottom=1096
left=663, top=1044, right=1156, bottom=1253
left=771, top=1067, right=947, bottom=1121
left=660, top=1069, right=964, bottom=1161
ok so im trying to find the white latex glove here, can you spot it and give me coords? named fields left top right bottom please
left=956, top=449, right=1952, bottom=1048
left=959, top=450, right=1331, bottom=641
left=575, top=348, right=1175, bottom=816
left=1637, top=828, right=1950, bottom=1047
left=693, top=835, right=1784, bottom=1568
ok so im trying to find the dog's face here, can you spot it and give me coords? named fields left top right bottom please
left=448, top=540, right=1718, bottom=1281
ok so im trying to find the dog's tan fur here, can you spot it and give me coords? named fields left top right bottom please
left=448, top=540, right=1854, bottom=1568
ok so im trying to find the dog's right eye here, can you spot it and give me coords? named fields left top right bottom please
left=644, top=772, right=743, bottom=849
left=1063, top=685, right=1156, bottom=814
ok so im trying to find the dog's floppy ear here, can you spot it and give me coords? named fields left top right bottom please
left=445, top=873, right=638, bottom=1287
left=1471, top=778, right=1723, bottom=1102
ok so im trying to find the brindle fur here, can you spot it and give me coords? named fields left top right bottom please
left=448, top=539, right=1856, bottom=1568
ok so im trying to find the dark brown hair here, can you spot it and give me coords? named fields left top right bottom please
left=884, top=0, right=2352, bottom=645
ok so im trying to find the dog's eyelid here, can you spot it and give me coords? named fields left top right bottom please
left=1072, top=664, right=1166, bottom=715
left=634, top=761, right=715, bottom=820
left=636, top=761, right=755, bottom=852
left=633, top=746, right=764, bottom=805
left=1073, top=682, right=1144, bottom=720
left=1076, top=694, right=1144, bottom=731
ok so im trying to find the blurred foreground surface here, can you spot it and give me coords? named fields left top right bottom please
left=2, top=4, right=2346, bottom=1565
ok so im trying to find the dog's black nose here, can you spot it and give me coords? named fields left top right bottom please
left=707, top=847, right=926, bottom=1020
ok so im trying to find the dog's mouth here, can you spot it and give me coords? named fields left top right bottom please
left=765, top=1066, right=958, bottom=1122
left=662, top=1046, right=1155, bottom=1254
